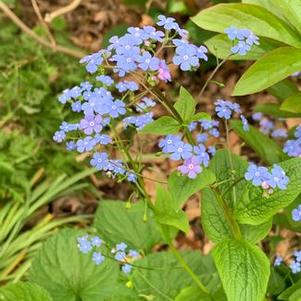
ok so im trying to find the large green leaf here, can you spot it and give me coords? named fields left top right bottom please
left=141, top=116, right=181, bottom=135
left=168, top=169, right=216, bottom=208
left=233, top=47, right=301, bottom=96
left=281, top=93, right=301, bottom=113
left=154, top=185, right=189, bottom=237
left=132, top=251, right=218, bottom=300
left=278, top=279, right=301, bottom=300
left=244, top=0, right=301, bottom=34
left=254, top=103, right=301, bottom=118
left=93, top=201, right=161, bottom=252
left=0, top=282, right=53, bottom=301
left=192, top=4, right=301, bottom=48
left=29, top=228, right=120, bottom=301
left=213, top=239, right=270, bottom=301
left=202, top=150, right=272, bottom=243
left=205, top=34, right=280, bottom=60
left=235, top=158, right=301, bottom=225
left=231, top=120, right=287, bottom=164
left=268, top=79, right=299, bottom=101
left=174, top=87, right=196, bottom=122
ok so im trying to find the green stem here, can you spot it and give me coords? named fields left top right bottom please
left=224, top=120, right=237, bottom=207
left=170, top=245, right=210, bottom=295
left=211, top=187, right=242, bottom=240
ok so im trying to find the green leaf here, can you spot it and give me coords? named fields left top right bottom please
left=93, top=201, right=161, bottom=252
left=141, top=116, right=181, bottom=135
left=175, top=286, right=211, bottom=301
left=281, top=93, right=301, bottom=113
left=255, top=103, right=301, bottom=118
left=205, top=34, right=280, bottom=60
left=192, top=4, right=301, bottom=48
left=278, top=279, right=301, bottom=300
left=0, top=282, right=53, bottom=301
left=168, top=169, right=216, bottom=208
left=29, top=228, right=120, bottom=301
left=174, top=87, right=196, bottom=122
left=233, top=47, right=301, bottom=96
left=154, top=185, right=189, bottom=235
left=231, top=120, right=287, bottom=164
left=267, top=79, right=299, bottom=101
left=189, top=112, right=211, bottom=122
left=244, top=0, right=301, bottom=34
left=132, top=251, right=218, bottom=300
left=202, top=150, right=271, bottom=243
left=213, top=239, right=270, bottom=301
left=235, top=158, right=301, bottom=225
left=267, top=269, right=286, bottom=295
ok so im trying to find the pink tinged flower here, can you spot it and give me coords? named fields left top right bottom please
left=178, top=156, right=202, bottom=179
left=157, top=60, right=171, bottom=82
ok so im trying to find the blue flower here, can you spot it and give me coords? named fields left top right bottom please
left=116, top=81, right=139, bottom=93
left=169, top=141, right=193, bottom=160
left=115, top=251, right=126, bottom=261
left=209, top=128, right=220, bottom=138
left=77, top=235, right=92, bottom=254
left=94, top=134, right=112, bottom=145
left=116, top=242, right=127, bottom=251
left=178, top=156, right=202, bottom=179
left=252, top=112, right=263, bottom=121
left=266, top=165, right=289, bottom=190
left=196, top=133, right=208, bottom=143
left=173, top=45, right=199, bottom=71
left=128, top=250, right=139, bottom=258
left=71, top=101, right=82, bottom=112
left=90, top=152, right=109, bottom=170
left=80, top=51, right=105, bottom=73
left=136, top=97, right=155, bottom=112
left=66, top=141, right=76, bottom=151
left=109, top=160, right=126, bottom=175
left=127, top=171, right=137, bottom=183
left=283, top=139, right=301, bottom=157
left=194, top=144, right=210, bottom=167
left=294, top=250, right=301, bottom=262
left=259, top=118, right=274, bottom=134
left=80, top=81, right=93, bottom=91
left=159, top=135, right=182, bottom=153
left=142, top=26, right=164, bottom=41
left=109, top=100, right=126, bottom=118
left=199, top=119, right=218, bottom=130
left=157, top=15, right=178, bottom=30
left=240, top=115, right=249, bottom=131
left=76, top=137, right=96, bottom=153
left=91, top=236, right=102, bottom=247
left=295, top=125, right=301, bottom=138
left=274, top=256, right=283, bottom=266
left=208, top=146, right=216, bottom=156
left=215, top=99, right=239, bottom=120
left=224, top=26, right=240, bottom=40
left=231, top=41, right=251, bottom=56
left=96, top=75, right=114, bottom=86
left=271, top=129, right=287, bottom=139
left=122, top=264, right=132, bottom=274
left=292, top=205, right=301, bottom=222
left=244, top=163, right=269, bottom=186
left=58, top=89, right=72, bottom=104
left=79, top=114, right=103, bottom=135
left=290, top=260, right=301, bottom=274
left=137, top=51, right=160, bottom=71
left=53, top=130, right=66, bottom=143
left=92, top=252, right=105, bottom=265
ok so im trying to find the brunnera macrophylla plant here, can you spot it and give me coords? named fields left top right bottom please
left=3, top=15, right=301, bottom=301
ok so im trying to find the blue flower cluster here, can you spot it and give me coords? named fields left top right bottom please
left=290, top=250, right=301, bottom=274
left=283, top=125, right=301, bottom=157
left=225, top=26, right=259, bottom=55
left=53, top=15, right=209, bottom=183
left=77, top=235, right=139, bottom=274
left=292, top=204, right=301, bottom=222
left=215, top=99, right=249, bottom=131
left=244, top=163, right=289, bottom=191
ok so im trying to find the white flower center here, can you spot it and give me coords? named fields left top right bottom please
left=145, top=59, right=150, bottom=63
left=167, top=139, right=172, bottom=144
left=183, top=55, right=189, bottom=60
left=112, top=105, right=116, bottom=110
left=89, top=121, right=95, bottom=127
left=255, top=172, right=260, bottom=177
left=178, top=147, right=183, bottom=153
left=188, top=164, right=194, bottom=170
left=126, top=58, right=132, bottom=63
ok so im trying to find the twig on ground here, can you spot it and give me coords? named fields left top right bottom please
left=0, top=1, right=85, bottom=59
left=44, top=0, right=82, bottom=23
